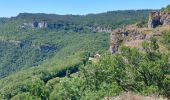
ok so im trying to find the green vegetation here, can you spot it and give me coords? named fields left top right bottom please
left=136, top=20, right=147, bottom=28
left=163, top=31, right=170, bottom=50
left=1, top=38, right=169, bottom=99
left=165, top=5, right=170, bottom=13
left=48, top=39, right=169, bottom=99
left=0, top=10, right=151, bottom=78
left=0, top=9, right=169, bottom=100
left=161, top=5, right=170, bottom=13
left=16, top=10, right=150, bottom=29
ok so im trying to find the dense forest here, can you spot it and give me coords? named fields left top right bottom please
left=0, top=6, right=169, bottom=100
left=0, top=10, right=151, bottom=78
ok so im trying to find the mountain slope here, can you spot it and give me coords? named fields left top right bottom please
left=0, top=10, right=152, bottom=78
left=0, top=10, right=159, bottom=99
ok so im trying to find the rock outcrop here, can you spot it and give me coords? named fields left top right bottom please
left=22, top=20, right=113, bottom=33
left=32, top=21, right=47, bottom=28
left=86, top=26, right=113, bottom=33
left=110, top=10, right=170, bottom=54
left=110, top=9, right=170, bottom=53
left=38, top=21, right=48, bottom=28
left=92, top=26, right=113, bottom=33
left=109, top=25, right=146, bottom=54
left=148, top=11, right=170, bottom=28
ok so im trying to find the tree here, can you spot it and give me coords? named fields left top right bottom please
left=27, top=77, right=49, bottom=99
left=11, top=92, right=34, bottom=100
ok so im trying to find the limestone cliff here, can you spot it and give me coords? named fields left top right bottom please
left=148, top=11, right=170, bottom=28
left=110, top=10, right=170, bottom=54
left=32, top=21, right=48, bottom=28
left=23, top=21, right=113, bottom=33
left=109, top=25, right=146, bottom=53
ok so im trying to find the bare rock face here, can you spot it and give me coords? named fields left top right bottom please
left=148, top=11, right=170, bottom=28
left=38, top=21, right=48, bottom=28
left=110, top=33, right=122, bottom=53
left=148, top=12, right=162, bottom=28
left=109, top=25, right=145, bottom=54
left=161, top=13, right=170, bottom=25
left=110, top=27, right=129, bottom=54
left=92, top=26, right=113, bottom=33
left=32, top=21, right=48, bottom=29
left=32, top=21, right=39, bottom=28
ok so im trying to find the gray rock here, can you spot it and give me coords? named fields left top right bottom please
left=162, top=14, right=170, bottom=25
left=148, top=11, right=170, bottom=28
left=148, top=12, right=161, bottom=28
left=109, top=26, right=145, bottom=54
left=38, top=21, right=48, bottom=28
left=109, top=45, right=119, bottom=54
left=32, top=21, right=48, bottom=29
left=32, top=21, right=39, bottom=28
left=91, top=26, right=113, bottom=33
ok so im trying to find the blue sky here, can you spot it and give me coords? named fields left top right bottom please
left=0, top=0, right=170, bottom=17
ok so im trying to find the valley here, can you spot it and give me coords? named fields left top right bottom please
left=0, top=4, right=169, bottom=100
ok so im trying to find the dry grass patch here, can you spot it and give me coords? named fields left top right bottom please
left=103, top=92, right=168, bottom=100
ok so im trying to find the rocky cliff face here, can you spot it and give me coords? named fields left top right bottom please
left=91, top=26, right=113, bottom=33
left=32, top=21, right=48, bottom=28
left=23, top=21, right=113, bottom=33
left=110, top=10, right=170, bottom=54
left=109, top=25, right=145, bottom=53
left=109, top=25, right=165, bottom=54
left=148, top=11, right=170, bottom=28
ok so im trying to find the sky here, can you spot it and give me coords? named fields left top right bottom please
left=0, top=0, right=170, bottom=17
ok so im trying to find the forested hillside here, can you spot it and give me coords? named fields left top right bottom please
left=1, top=8, right=169, bottom=100
left=0, top=10, right=151, bottom=78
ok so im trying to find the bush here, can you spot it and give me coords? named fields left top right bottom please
left=136, top=20, right=147, bottom=28
left=163, top=31, right=170, bottom=50
left=165, top=5, right=170, bottom=13
left=11, top=92, right=34, bottom=100
left=162, top=5, right=170, bottom=13
left=48, top=39, right=169, bottom=99
left=27, top=77, right=49, bottom=99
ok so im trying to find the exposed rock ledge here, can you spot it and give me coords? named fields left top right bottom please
left=109, top=25, right=146, bottom=54
left=148, top=11, right=170, bottom=28
left=109, top=24, right=166, bottom=54
left=110, top=10, right=170, bottom=54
